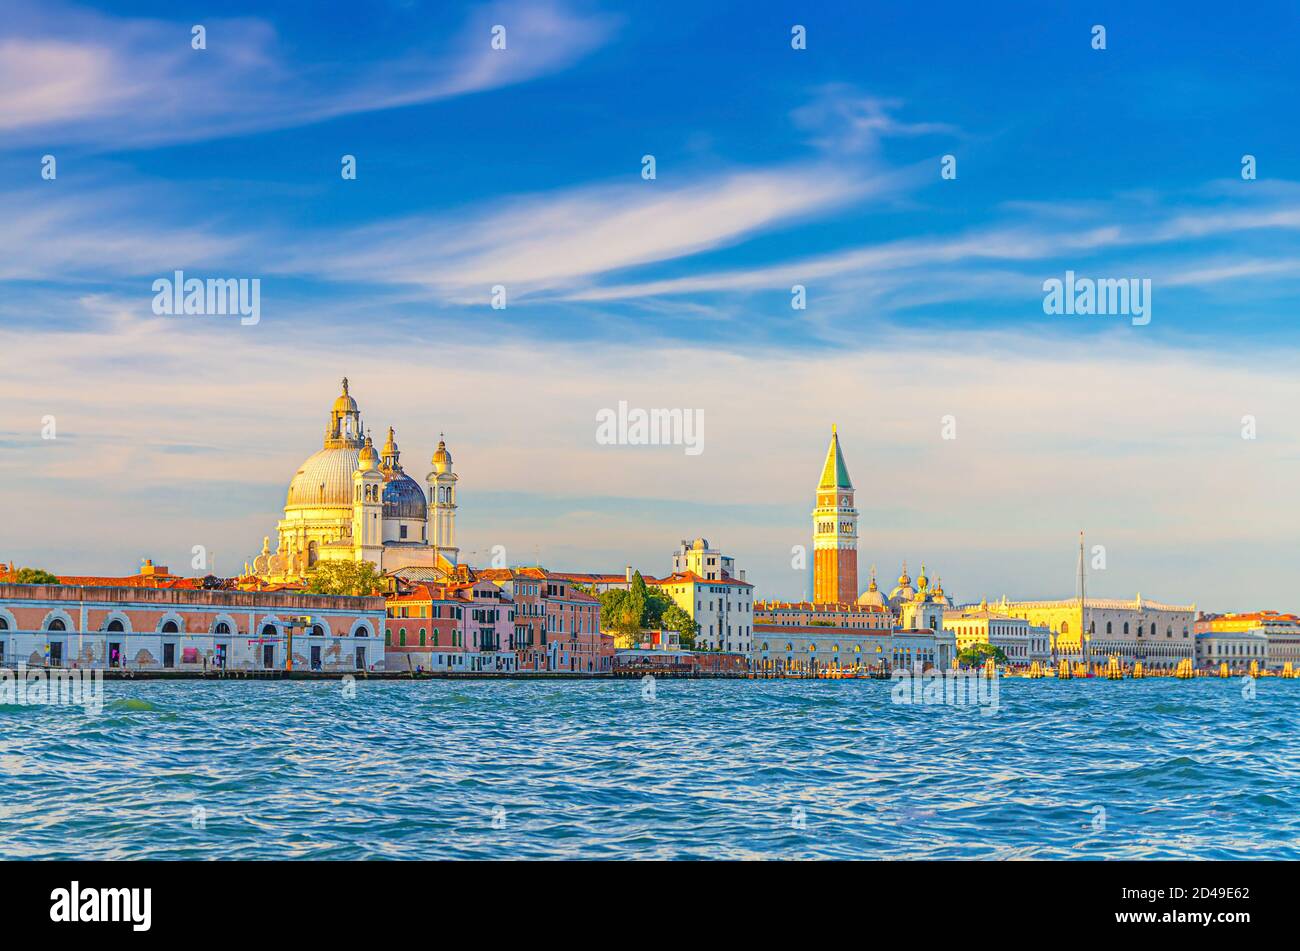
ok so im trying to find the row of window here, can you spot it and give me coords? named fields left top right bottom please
left=0, top=617, right=374, bottom=637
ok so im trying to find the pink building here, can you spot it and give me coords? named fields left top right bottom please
left=0, top=570, right=384, bottom=671
left=384, top=579, right=516, bottom=672
left=476, top=568, right=613, bottom=673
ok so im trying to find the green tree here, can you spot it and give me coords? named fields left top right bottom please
left=957, top=642, right=1009, bottom=667
left=304, top=560, right=384, bottom=596
left=661, top=604, right=699, bottom=649
left=599, top=587, right=644, bottom=643
left=14, top=568, right=59, bottom=584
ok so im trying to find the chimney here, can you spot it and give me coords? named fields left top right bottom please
left=626, top=565, right=633, bottom=583
left=739, top=569, right=746, bottom=582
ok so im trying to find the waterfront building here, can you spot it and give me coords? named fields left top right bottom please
left=249, top=379, right=459, bottom=584
left=1195, top=611, right=1300, bottom=671
left=812, top=426, right=858, bottom=603
left=752, top=624, right=955, bottom=673
left=670, top=539, right=744, bottom=582
left=994, top=594, right=1196, bottom=668
left=474, top=568, right=612, bottom=673
left=385, top=577, right=516, bottom=672
left=943, top=601, right=1049, bottom=666
left=0, top=567, right=383, bottom=671
left=894, top=564, right=953, bottom=632
left=1194, top=629, right=1269, bottom=672
left=753, top=599, right=891, bottom=630
left=650, top=558, right=754, bottom=653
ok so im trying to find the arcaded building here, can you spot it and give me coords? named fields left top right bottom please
left=0, top=569, right=384, bottom=671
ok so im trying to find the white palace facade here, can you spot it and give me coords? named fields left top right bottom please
left=994, top=594, right=1197, bottom=668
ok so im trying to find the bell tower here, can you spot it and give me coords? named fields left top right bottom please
left=352, top=432, right=384, bottom=564
left=427, top=435, right=459, bottom=565
left=812, top=425, right=858, bottom=603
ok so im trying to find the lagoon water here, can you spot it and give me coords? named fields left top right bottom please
left=3, top=678, right=1297, bottom=860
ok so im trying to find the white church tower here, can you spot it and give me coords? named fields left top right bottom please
left=427, top=435, right=459, bottom=565
left=352, top=432, right=384, bottom=564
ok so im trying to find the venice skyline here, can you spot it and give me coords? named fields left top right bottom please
left=2, top=1, right=1299, bottom=610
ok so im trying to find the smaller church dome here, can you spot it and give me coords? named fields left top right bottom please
left=383, top=475, right=427, bottom=521
left=431, top=437, right=452, bottom=466
left=358, top=433, right=379, bottom=470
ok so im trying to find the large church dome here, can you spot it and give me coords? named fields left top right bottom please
left=286, top=447, right=361, bottom=509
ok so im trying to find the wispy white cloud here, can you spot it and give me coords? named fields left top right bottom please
left=0, top=0, right=615, bottom=148
left=559, top=196, right=1300, bottom=302
left=283, top=164, right=894, bottom=296
left=792, top=84, right=959, bottom=153
left=0, top=184, right=244, bottom=281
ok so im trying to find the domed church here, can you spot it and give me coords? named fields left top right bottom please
left=249, top=379, right=459, bottom=582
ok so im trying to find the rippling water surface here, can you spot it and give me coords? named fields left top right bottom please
left=2, top=678, right=1297, bottom=859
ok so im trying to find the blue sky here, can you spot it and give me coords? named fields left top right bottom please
left=3, top=0, right=1300, bottom=610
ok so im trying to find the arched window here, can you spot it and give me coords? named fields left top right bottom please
left=107, top=619, right=124, bottom=632
left=399, top=628, right=407, bottom=646
left=1151, top=623, right=1157, bottom=637
left=214, top=622, right=230, bottom=635
left=419, top=628, right=427, bottom=646
left=1106, top=621, right=1112, bottom=634
left=308, top=541, right=319, bottom=566
left=161, top=620, right=180, bottom=634
left=261, top=624, right=277, bottom=638
left=1060, top=621, right=1069, bottom=634
left=47, top=618, right=66, bottom=632
left=761, top=642, right=769, bottom=651
left=385, top=630, right=392, bottom=646
left=0, top=617, right=7, bottom=630
left=1123, top=622, right=1130, bottom=635
left=309, top=625, right=325, bottom=637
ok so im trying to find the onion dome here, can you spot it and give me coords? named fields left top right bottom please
left=431, top=435, right=452, bottom=466
left=897, top=561, right=911, bottom=587
left=358, top=433, right=379, bottom=471
left=917, top=563, right=929, bottom=590
left=333, top=377, right=358, bottom=415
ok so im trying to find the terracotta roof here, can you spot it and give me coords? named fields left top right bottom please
left=54, top=573, right=203, bottom=589
left=756, top=599, right=887, bottom=613
left=754, top=624, right=887, bottom=636
left=546, top=571, right=654, bottom=584
left=649, top=571, right=752, bottom=588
